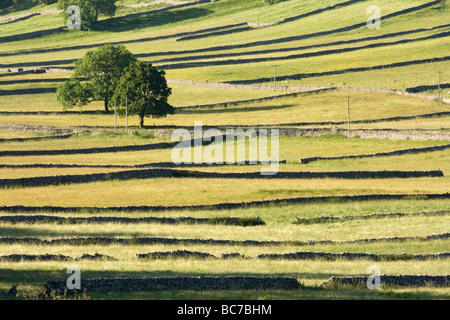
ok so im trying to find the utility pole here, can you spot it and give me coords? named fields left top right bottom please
left=347, top=96, right=350, bottom=132
left=437, top=71, right=443, bottom=100
left=271, top=65, right=279, bottom=91
left=114, top=100, right=117, bottom=134
left=125, top=96, right=128, bottom=133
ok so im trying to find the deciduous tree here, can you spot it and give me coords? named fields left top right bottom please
left=56, top=44, right=136, bottom=113
left=113, top=60, right=174, bottom=128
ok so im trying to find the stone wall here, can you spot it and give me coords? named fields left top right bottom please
left=0, top=215, right=264, bottom=226
left=322, top=275, right=449, bottom=288
left=0, top=169, right=443, bottom=188
left=0, top=193, right=448, bottom=213
left=159, top=31, right=450, bottom=70
left=294, top=210, right=449, bottom=224
left=299, top=144, right=450, bottom=164
left=44, top=276, right=301, bottom=293
left=225, top=56, right=450, bottom=85
left=258, top=251, right=450, bottom=261
left=0, top=232, right=447, bottom=247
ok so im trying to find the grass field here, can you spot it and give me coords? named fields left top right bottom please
left=0, top=0, right=449, bottom=301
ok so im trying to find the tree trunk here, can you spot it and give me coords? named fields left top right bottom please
left=139, top=115, right=144, bottom=129
left=104, top=97, right=109, bottom=113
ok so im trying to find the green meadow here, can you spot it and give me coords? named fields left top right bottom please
left=0, top=0, right=448, bottom=300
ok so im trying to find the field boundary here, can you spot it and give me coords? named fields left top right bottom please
left=0, top=134, right=73, bottom=143
left=0, top=193, right=448, bottom=213
left=44, top=276, right=301, bottom=293
left=299, top=143, right=450, bottom=164
left=1, top=250, right=449, bottom=262
left=258, top=251, right=450, bottom=261
left=225, top=56, right=450, bottom=85
left=294, top=210, right=449, bottom=224
left=157, top=31, right=450, bottom=70
left=0, top=169, right=443, bottom=188
left=321, top=275, right=449, bottom=288
left=154, top=24, right=450, bottom=64
left=0, top=215, right=264, bottom=226
left=0, top=233, right=447, bottom=247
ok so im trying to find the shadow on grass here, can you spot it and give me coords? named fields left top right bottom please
left=0, top=226, right=57, bottom=237
left=0, top=2, right=37, bottom=16
left=0, top=225, right=144, bottom=238
left=94, top=8, right=212, bottom=33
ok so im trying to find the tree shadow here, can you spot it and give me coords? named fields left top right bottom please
left=0, top=1, right=37, bottom=16
left=0, top=12, right=39, bottom=25
left=0, top=226, right=55, bottom=237
left=94, top=7, right=212, bottom=33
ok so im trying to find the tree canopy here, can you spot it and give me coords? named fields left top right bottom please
left=56, top=44, right=136, bottom=113
left=113, top=60, right=174, bottom=128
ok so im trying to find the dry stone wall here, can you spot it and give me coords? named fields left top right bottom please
left=44, top=276, right=301, bottom=293
left=0, top=169, right=443, bottom=188
left=322, top=275, right=449, bottom=288
left=0, top=193, right=448, bottom=213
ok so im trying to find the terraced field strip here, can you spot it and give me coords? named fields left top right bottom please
left=258, top=251, right=450, bottom=261
left=0, top=215, right=264, bottom=226
left=226, top=56, right=450, bottom=84
left=4, top=30, right=449, bottom=71
left=0, top=193, right=448, bottom=213
left=0, top=169, right=443, bottom=188
left=1, top=90, right=446, bottom=127
left=299, top=144, right=450, bottom=164
left=148, top=23, right=450, bottom=62
left=0, top=140, right=178, bottom=156
left=0, top=2, right=259, bottom=55
left=0, top=0, right=407, bottom=56
left=0, top=233, right=447, bottom=247
left=1, top=250, right=448, bottom=263
left=157, top=31, right=450, bottom=70
left=0, top=0, right=213, bottom=43
left=294, top=210, right=450, bottom=224
left=1, top=0, right=444, bottom=71
left=237, top=112, right=450, bottom=128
